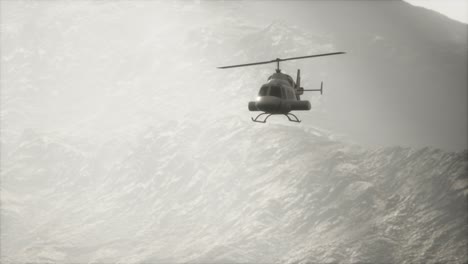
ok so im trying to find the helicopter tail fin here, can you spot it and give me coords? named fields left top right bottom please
left=296, top=69, right=301, bottom=88
left=295, top=69, right=302, bottom=100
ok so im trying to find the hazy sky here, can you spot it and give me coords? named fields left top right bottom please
left=405, top=0, right=468, bottom=23
left=1, top=1, right=466, bottom=152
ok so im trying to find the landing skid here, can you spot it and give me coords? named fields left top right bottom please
left=251, top=112, right=301, bottom=123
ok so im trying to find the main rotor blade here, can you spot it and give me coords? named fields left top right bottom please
left=217, top=51, right=346, bottom=69
left=279, top=52, right=346, bottom=62
left=217, top=59, right=276, bottom=69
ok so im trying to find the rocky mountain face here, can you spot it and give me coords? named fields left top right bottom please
left=1, top=1, right=467, bottom=263
left=243, top=0, right=468, bottom=150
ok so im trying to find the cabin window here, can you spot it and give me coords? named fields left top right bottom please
left=259, top=85, right=269, bottom=96
left=270, top=85, right=282, bottom=98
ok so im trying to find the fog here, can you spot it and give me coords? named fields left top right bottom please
left=1, top=1, right=467, bottom=263
left=1, top=1, right=467, bottom=151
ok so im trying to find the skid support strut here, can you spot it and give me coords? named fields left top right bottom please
left=285, top=113, right=301, bottom=123
left=251, top=112, right=301, bottom=123
left=251, top=112, right=272, bottom=123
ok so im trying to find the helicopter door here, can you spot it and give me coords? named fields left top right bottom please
left=286, top=88, right=295, bottom=99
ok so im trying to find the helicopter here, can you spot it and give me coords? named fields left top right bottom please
left=217, top=52, right=345, bottom=123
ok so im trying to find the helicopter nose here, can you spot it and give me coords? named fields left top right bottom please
left=255, top=96, right=281, bottom=113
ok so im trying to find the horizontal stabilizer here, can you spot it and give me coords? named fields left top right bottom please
left=303, top=81, right=323, bottom=95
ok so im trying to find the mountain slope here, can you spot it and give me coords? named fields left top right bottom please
left=1, top=119, right=467, bottom=263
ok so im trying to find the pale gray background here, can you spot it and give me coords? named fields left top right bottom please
left=1, top=1, right=467, bottom=263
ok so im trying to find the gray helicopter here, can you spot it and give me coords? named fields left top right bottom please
left=218, top=52, right=345, bottom=123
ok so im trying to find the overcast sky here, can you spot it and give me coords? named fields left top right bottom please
left=405, top=0, right=468, bottom=23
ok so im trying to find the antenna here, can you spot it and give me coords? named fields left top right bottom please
left=217, top=52, right=346, bottom=70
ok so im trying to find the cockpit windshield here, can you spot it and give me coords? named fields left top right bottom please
left=259, top=84, right=287, bottom=99
left=269, top=86, right=282, bottom=98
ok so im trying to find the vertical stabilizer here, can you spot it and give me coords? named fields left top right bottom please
left=296, top=69, right=302, bottom=100
left=296, top=69, right=301, bottom=88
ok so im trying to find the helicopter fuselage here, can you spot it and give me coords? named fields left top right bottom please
left=248, top=72, right=311, bottom=114
left=217, top=52, right=344, bottom=123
